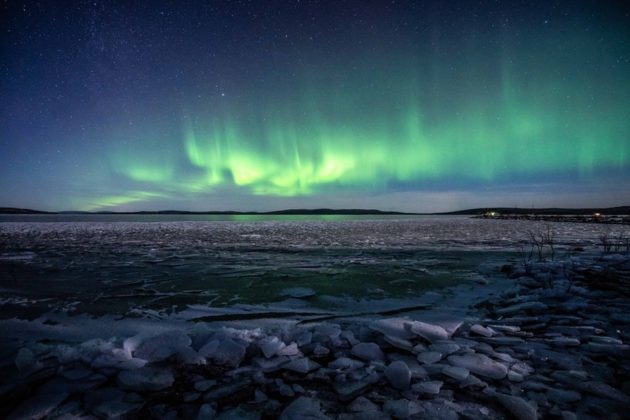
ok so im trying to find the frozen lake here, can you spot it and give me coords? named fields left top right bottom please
left=1, top=216, right=629, bottom=419
left=0, top=215, right=626, bottom=320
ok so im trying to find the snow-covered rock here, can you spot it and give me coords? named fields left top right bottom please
left=259, top=336, right=285, bottom=358
left=283, top=357, right=320, bottom=374
left=133, top=330, right=192, bottom=362
left=199, top=337, right=247, bottom=367
left=495, top=393, right=537, bottom=420
left=406, top=321, right=449, bottom=342
left=447, top=354, right=508, bottom=379
left=413, top=380, right=443, bottom=395
left=384, top=361, right=411, bottom=390
left=351, top=343, right=384, bottom=361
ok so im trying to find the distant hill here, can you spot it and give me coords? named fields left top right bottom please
left=55, top=208, right=415, bottom=215
left=1, top=206, right=629, bottom=215
left=0, top=207, right=53, bottom=214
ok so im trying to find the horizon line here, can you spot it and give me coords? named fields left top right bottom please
left=2, top=205, right=630, bottom=216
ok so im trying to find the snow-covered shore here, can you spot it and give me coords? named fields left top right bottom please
left=2, top=252, right=629, bottom=419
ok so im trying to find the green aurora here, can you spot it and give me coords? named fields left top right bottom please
left=101, top=49, right=629, bottom=210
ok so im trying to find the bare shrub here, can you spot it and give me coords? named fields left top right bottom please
left=526, top=224, right=556, bottom=261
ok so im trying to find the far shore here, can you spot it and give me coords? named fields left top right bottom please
left=475, top=213, right=630, bottom=225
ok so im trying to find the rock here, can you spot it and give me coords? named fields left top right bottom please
left=412, top=343, right=427, bottom=353
left=93, top=396, right=144, bottom=419
left=493, top=352, right=515, bottom=363
left=293, top=331, right=313, bottom=347
left=383, top=335, right=414, bottom=351
left=183, top=391, right=200, bottom=402
left=194, top=379, right=217, bottom=392
left=547, top=388, right=581, bottom=404
left=484, top=336, right=525, bottom=346
left=201, top=338, right=247, bottom=367
left=495, top=394, right=537, bottom=420
left=588, top=335, right=623, bottom=345
left=459, top=374, right=486, bottom=388
left=371, top=318, right=415, bottom=340
left=442, top=365, right=470, bottom=381
left=278, top=380, right=295, bottom=397
left=423, top=362, right=449, bottom=375
left=561, top=411, right=577, bottom=420
left=278, top=342, right=300, bottom=356
left=123, top=335, right=144, bottom=354
left=447, top=354, right=507, bottom=379
left=329, top=357, right=364, bottom=370
left=417, top=351, right=442, bottom=364
left=66, top=373, right=107, bottom=393
left=585, top=342, right=630, bottom=356
left=348, top=396, right=380, bottom=413
left=579, top=381, right=630, bottom=404
left=420, top=401, right=459, bottom=420
left=7, top=392, right=69, bottom=420
left=216, top=405, right=262, bottom=420
left=281, top=287, right=316, bottom=299
left=313, top=344, right=330, bottom=356
left=315, top=323, right=342, bottom=340
left=549, top=337, right=581, bottom=347
left=351, top=343, right=384, bottom=362
left=389, top=355, right=428, bottom=379
left=334, top=372, right=378, bottom=401
left=406, top=321, right=449, bottom=343
left=204, top=379, right=250, bottom=402
left=429, top=341, right=460, bottom=355
left=507, top=370, right=524, bottom=382
left=117, top=367, right=174, bottom=391
left=47, top=400, right=80, bottom=418
left=14, top=347, right=36, bottom=372
left=133, top=330, right=191, bottom=362
left=470, top=324, right=495, bottom=337
left=91, top=353, right=146, bottom=370
left=488, top=325, right=521, bottom=334
left=412, top=380, right=443, bottom=395
left=383, top=399, right=424, bottom=419
left=176, top=346, right=205, bottom=365
left=283, top=357, right=320, bottom=374
left=384, top=361, right=411, bottom=390
left=521, top=381, right=549, bottom=392
left=341, top=330, right=360, bottom=346
left=280, top=396, right=330, bottom=419
left=196, top=403, right=216, bottom=420
left=259, top=336, right=285, bottom=358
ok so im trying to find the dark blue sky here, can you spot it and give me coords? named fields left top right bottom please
left=2, top=1, right=629, bottom=212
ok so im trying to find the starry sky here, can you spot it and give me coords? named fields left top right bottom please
left=2, top=1, right=629, bottom=212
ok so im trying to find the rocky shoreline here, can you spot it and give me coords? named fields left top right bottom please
left=2, top=253, right=630, bottom=419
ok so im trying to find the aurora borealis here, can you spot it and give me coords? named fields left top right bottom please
left=2, top=1, right=629, bottom=212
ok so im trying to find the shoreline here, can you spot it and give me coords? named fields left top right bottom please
left=475, top=214, right=630, bottom=226
left=1, top=253, right=629, bottom=419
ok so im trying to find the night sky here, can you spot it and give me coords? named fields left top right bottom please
left=2, top=1, right=629, bottom=212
